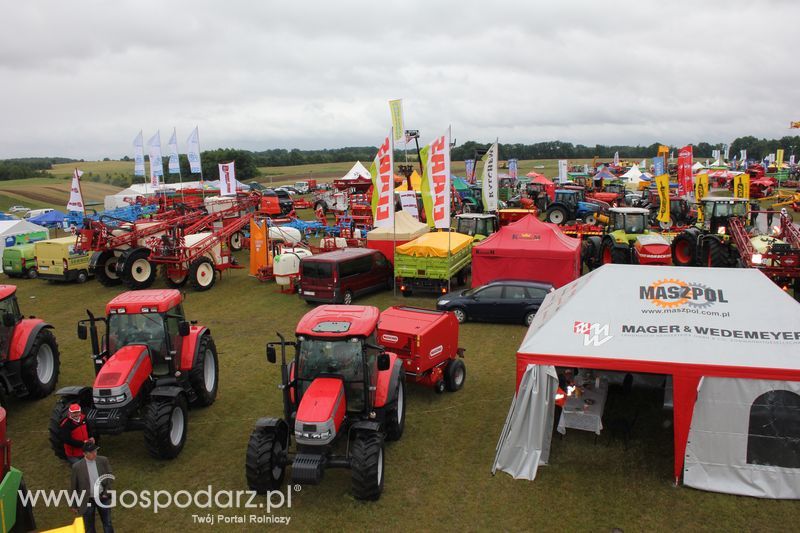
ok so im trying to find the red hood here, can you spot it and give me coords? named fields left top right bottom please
left=296, top=377, right=346, bottom=425
left=94, top=345, right=151, bottom=389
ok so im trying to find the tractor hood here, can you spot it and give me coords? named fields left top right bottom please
left=93, top=345, right=152, bottom=409
left=294, top=377, right=345, bottom=446
left=634, top=234, right=672, bottom=265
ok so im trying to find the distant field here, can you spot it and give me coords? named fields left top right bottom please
left=0, top=175, right=121, bottom=211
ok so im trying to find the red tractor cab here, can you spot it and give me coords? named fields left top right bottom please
left=0, top=285, right=59, bottom=402
left=48, top=290, right=218, bottom=460
left=246, top=305, right=405, bottom=501
left=377, top=306, right=465, bottom=393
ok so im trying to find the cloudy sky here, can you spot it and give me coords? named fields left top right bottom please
left=1, top=0, right=797, bottom=159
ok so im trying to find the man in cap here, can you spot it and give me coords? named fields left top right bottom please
left=59, top=403, right=93, bottom=465
left=71, top=442, right=114, bottom=533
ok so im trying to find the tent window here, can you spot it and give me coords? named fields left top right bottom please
left=746, top=389, right=800, bottom=469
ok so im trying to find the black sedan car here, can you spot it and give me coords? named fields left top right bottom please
left=436, top=280, right=554, bottom=326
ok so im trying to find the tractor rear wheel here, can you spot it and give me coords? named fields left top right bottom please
left=703, top=239, right=728, bottom=268
left=545, top=206, right=568, bottom=225
left=600, top=239, right=615, bottom=265
left=48, top=399, right=69, bottom=460
left=671, top=232, right=698, bottom=266
left=143, top=394, right=188, bottom=459
left=385, top=378, right=405, bottom=442
left=189, top=335, right=219, bottom=407
left=120, top=249, right=156, bottom=290
left=189, top=257, right=216, bottom=291
left=161, top=265, right=188, bottom=288
left=93, top=251, right=121, bottom=287
left=21, top=329, right=60, bottom=399
left=229, top=231, right=244, bottom=252
left=611, top=246, right=630, bottom=265
left=350, top=432, right=384, bottom=501
left=445, top=359, right=466, bottom=392
left=246, top=426, right=286, bottom=494
left=582, top=236, right=602, bottom=271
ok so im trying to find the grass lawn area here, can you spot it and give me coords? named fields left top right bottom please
left=6, top=249, right=797, bottom=531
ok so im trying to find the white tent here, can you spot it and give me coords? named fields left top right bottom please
left=0, top=219, right=50, bottom=270
left=692, top=162, right=705, bottom=172
left=495, top=264, right=800, bottom=498
left=340, top=161, right=371, bottom=181
left=620, top=165, right=643, bottom=183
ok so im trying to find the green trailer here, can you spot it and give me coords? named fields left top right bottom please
left=394, top=231, right=473, bottom=296
left=2, top=244, right=37, bottom=279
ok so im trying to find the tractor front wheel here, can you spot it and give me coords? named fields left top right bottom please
left=445, top=359, right=466, bottom=392
left=703, top=239, right=728, bottom=268
left=93, top=251, right=121, bottom=287
left=350, top=432, right=384, bottom=501
left=189, top=258, right=216, bottom=291
left=385, top=378, right=405, bottom=442
left=189, top=335, right=219, bottom=407
left=600, top=240, right=615, bottom=265
left=21, top=329, right=60, bottom=399
left=48, top=399, right=69, bottom=460
left=143, top=394, right=188, bottom=459
left=611, top=246, right=630, bottom=265
left=246, top=427, right=286, bottom=494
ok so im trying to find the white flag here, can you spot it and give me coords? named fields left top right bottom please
left=133, top=131, right=145, bottom=177
left=218, top=161, right=236, bottom=196
left=148, top=131, right=163, bottom=188
left=187, top=126, right=202, bottom=174
left=481, top=142, right=499, bottom=212
left=67, top=169, right=85, bottom=214
left=740, top=149, right=747, bottom=162
left=420, top=127, right=451, bottom=230
left=558, top=160, right=568, bottom=184
left=168, top=128, right=180, bottom=174
left=640, top=159, right=646, bottom=169
left=368, top=129, right=394, bottom=228
left=613, top=151, right=619, bottom=166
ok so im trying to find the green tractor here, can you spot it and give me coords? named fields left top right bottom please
left=584, top=207, right=672, bottom=268
left=454, top=213, right=498, bottom=242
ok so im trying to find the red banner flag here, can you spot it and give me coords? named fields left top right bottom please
left=677, top=145, right=693, bottom=197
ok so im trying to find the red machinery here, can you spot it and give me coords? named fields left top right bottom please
left=246, top=305, right=405, bottom=501
left=49, top=290, right=218, bottom=459
left=0, top=285, right=60, bottom=402
left=376, top=306, right=465, bottom=393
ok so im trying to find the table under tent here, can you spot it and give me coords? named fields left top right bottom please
left=493, top=264, right=800, bottom=499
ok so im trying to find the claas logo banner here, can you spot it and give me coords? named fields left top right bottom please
left=733, top=172, right=750, bottom=200
left=420, top=127, right=452, bottom=229
left=694, top=173, right=708, bottom=222
left=655, top=173, right=671, bottom=224
left=369, top=130, right=394, bottom=228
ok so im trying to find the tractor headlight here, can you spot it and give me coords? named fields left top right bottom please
left=717, top=226, right=726, bottom=235
left=751, top=254, right=763, bottom=265
left=94, top=393, right=127, bottom=404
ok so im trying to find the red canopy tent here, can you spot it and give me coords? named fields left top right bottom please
left=471, top=214, right=580, bottom=288
left=526, top=172, right=555, bottom=202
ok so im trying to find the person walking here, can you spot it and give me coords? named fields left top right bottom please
left=59, top=404, right=93, bottom=465
left=71, top=442, right=114, bottom=533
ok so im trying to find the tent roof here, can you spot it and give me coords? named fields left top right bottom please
left=396, top=232, right=472, bottom=258
left=692, top=162, right=705, bottom=170
left=366, top=211, right=429, bottom=241
left=395, top=170, right=422, bottom=191
left=621, top=165, right=643, bottom=182
left=27, top=210, right=65, bottom=225
left=474, top=214, right=580, bottom=256
left=0, top=219, right=48, bottom=235
left=339, top=161, right=371, bottom=181
left=518, top=264, right=800, bottom=373
left=525, top=172, right=553, bottom=185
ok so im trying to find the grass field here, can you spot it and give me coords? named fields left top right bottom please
left=0, top=175, right=121, bottom=212
left=6, top=248, right=798, bottom=531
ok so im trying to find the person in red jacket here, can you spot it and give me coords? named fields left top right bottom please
left=59, top=404, right=93, bottom=464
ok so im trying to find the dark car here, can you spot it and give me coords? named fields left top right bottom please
left=436, top=280, right=554, bottom=326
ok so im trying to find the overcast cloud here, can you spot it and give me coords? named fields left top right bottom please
left=1, top=0, right=797, bottom=159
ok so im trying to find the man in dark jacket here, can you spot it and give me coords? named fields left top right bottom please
left=71, top=442, right=114, bottom=533
left=59, top=404, right=93, bottom=464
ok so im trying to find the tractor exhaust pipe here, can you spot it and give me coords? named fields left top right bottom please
left=86, top=310, right=100, bottom=359
left=276, top=332, right=292, bottom=423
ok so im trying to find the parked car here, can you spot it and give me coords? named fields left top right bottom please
left=2, top=244, right=37, bottom=278
left=436, top=279, right=554, bottom=326
left=24, top=208, right=54, bottom=220
left=8, top=206, right=28, bottom=214
left=34, top=237, right=92, bottom=283
left=299, top=248, right=392, bottom=304
left=276, top=186, right=299, bottom=195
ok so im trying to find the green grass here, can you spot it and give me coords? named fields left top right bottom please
left=7, top=254, right=797, bottom=531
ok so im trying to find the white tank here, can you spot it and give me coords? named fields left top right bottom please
left=274, top=249, right=313, bottom=285
left=268, top=226, right=302, bottom=244
left=320, top=237, right=347, bottom=250
left=204, top=196, right=238, bottom=214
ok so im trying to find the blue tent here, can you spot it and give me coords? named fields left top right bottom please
left=28, top=210, right=65, bottom=227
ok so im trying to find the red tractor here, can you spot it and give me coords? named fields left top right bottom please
left=246, top=305, right=405, bottom=501
left=48, top=290, right=219, bottom=459
left=0, top=285, right=60, bottom=403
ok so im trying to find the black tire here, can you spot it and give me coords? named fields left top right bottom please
left=451, top=308, right=467, bottom=323
left=401, top=289, right=411, bottom=298
left=20, top=329, right=60, bottom=399
left=703, top=238, right=729, bottom=268
left=143, top=394, right=188, bottom=459
left=671, top=232, right=698, bottom=266
left=583, top=236, right=602, bottom=270
left=545, top=206, right=568, bottom=225
left=48, top=399, right=68, bottom=460
left=445, top=359, right=466, bottom=392
left=161, top=265, right=188, bottom=288
left=342, top=290, right=353, bottom=305
left=229, top=231, right=244, bottom=252
left=246, top=426, right=287, bottom=494
left=119, top=248, right=156, bottom=290
left=26, top=268, right=38, bottom=280
left=76, top=270, right=88, bottom=284
left=456, top=269, right=468, bottom=286
left=350, top=432, right=384, bottom=501
left=600, top=239, right=615, bottom=265
left=93, top=251, right=122, bottom=287
left=611, top=246, right=630, bottom=264
left=189, top=335, right=219, bottom=407
left=189, top=257, right=216, bottom=291
left=524, top=311, right=536, bottom=327
left=385, top=378, right=405, bottom=442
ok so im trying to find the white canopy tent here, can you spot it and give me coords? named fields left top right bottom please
left=494, top=264, right=800, bottom=498
left=620, top=165, right=643, bottom=183
left=692, top=162, right=705, bottom=172
left=340, top=161, right=371, bottom=181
